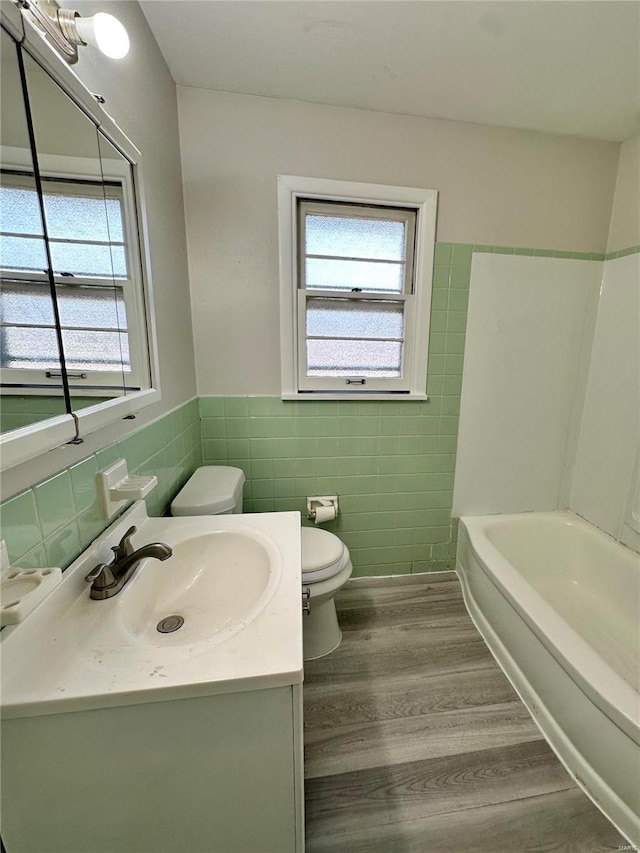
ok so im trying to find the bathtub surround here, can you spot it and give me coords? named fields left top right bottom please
left=453, top=246, right=640, bottom=553
left=0, top=399, right=202, bottom=571
left=571, top=251, right=640, bottom=544
left=452, top=253, right=603, bottom=516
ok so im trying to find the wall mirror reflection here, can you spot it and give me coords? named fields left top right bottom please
left=0, top=27, right=68, bottom=432
left=22, top=44, right=126, bottom=409
left=0, top=18, right=159, bottom=469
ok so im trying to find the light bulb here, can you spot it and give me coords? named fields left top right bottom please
left=74, top=12, right=130, bottom=59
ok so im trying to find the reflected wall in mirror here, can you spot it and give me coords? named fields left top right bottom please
left=0, top=27, right=68, bottom=432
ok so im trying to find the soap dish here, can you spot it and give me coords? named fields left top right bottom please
left=1, top=567, right=62, bottom=627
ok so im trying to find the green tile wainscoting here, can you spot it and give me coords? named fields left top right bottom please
left=201, top=395, right=461, bottom=577
left=2, top=243, right=633, bottom=578
left=0, top=396, right=110, bottom=433
left=0, top=398, right=202, bottom=571
left=200, top=241, right=474, bottom=577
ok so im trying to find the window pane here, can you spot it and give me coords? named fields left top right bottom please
left=43, top=192, right=124, bottom=242
left=1, top=326, right=61, bottom=369
left=305, top=214, right=405, bottom=261
left=49, top=241, right=126, bottom=278
left=0, top=234, right=48, bottom=272
left=0, top=282, right=56, bottom=325
left=61, top=329, right=130, bottom=371
left=307, top=298, right=403, bottom=339
left=307, top=339, right=402, bottom=377
left=306, top=257, right=403, bottom=292
left=56, top=286, right=127, bottom=330
left=0, top=186, right=44, bottom=235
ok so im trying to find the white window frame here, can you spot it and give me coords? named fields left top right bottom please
left=278, top=175, right=437, bottom=400
left=1, top=147, right=148, bottom=396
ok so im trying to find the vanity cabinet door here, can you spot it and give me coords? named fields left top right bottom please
left=1, top=685, right=304, bottom=852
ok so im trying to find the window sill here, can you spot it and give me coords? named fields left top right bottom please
left=281, top=393, right=429, bottom=402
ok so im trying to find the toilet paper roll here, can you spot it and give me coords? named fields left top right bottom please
left=314, top=505, right=336, bottom=524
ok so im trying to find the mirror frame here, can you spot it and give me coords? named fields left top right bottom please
left=0, top=1, right=161, bottom=470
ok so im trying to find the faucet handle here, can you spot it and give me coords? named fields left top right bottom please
left=85, top=563, right=107, bottom=583
left=111, top=526, right=137, bottom=561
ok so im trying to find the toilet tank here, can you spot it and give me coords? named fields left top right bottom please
left=170, top=466, right=245, bottom=516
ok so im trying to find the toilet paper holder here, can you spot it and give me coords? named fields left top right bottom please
left=306, top=495, right=339, bottom=523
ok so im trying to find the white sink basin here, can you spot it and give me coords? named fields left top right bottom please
left=121, top=530, right=276, bottom=648
left=1, top=503, right=302, bottom=718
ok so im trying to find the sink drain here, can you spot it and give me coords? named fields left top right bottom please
left=157, top=615, right=184, bottom=633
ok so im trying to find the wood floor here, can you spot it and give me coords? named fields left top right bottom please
left=303, top=575, right=627, bottom=853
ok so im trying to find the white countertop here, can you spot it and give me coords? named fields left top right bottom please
left=1, top=503, right=303, bottom=719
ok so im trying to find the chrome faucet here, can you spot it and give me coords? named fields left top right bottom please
left=85, top=525, right=173, bottom=600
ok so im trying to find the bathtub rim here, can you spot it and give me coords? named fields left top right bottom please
left=459, top=510, right=639, bottom=743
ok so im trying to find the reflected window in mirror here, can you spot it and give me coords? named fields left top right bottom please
left=0, top=27, right=68, bottom=432
left=1, top=170, right=136, bottom=391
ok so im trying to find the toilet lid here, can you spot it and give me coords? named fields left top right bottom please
left=301, top=527, right=347, bottom=582
left=171, top=466, right=245, bottom=516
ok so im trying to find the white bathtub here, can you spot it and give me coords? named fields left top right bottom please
left=456, top=511, right=640, bottom=845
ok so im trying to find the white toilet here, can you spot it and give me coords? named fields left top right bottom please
left=170, top=466, right=353, bottom=660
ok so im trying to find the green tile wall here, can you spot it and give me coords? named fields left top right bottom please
left=0, top=396, right=110, bottom=433
left=199, top=242, right=472, bottom=577
left=0, top=396, right=67, bottom=433
left=0, top=399, right=202, bottom=570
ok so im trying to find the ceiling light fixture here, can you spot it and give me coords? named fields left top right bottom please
left=16, top=0, right=130, bottom=64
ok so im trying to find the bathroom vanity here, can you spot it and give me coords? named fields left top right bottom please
left=1, top=504, right=304, bottom=852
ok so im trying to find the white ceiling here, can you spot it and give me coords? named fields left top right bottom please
left=140, top=1, right=640, bottom=142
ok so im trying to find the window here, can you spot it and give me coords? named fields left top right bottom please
left=0, top=160, right=146, bottom=394
left=278, top=176, right=437, bottom=399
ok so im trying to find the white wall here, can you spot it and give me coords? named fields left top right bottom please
left=2, top=1, right=197, bottom=499
left=452, top=254, right=601, bottom=516
left=177, top=87, right=618, bottom=396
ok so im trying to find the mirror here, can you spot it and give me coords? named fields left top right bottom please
left=21, top=45, right=127, bottom=407
left=0, top=27, right=69, bottom=431
left=0, top=13, right=160, bottom=470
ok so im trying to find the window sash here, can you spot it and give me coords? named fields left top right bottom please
left=296, top=289, right=415, bottom=391
left=298, top=200, right=416, bottom=296
left=296, top=200, right=417, bottom=392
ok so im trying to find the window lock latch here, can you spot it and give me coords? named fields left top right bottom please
left=46, top=370, right=87, bottom=379
left=346, top=378, right=366, bottom=385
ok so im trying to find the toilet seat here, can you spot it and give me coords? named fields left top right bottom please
left=301, top=527, right=349, bottom=584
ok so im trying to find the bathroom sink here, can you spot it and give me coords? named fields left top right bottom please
left=121, top=530, right=276, bottom=647
left=1, top=503, right=302, bottom=718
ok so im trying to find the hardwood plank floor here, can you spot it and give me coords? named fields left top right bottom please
left=303, top=576, right=627, bottom=852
